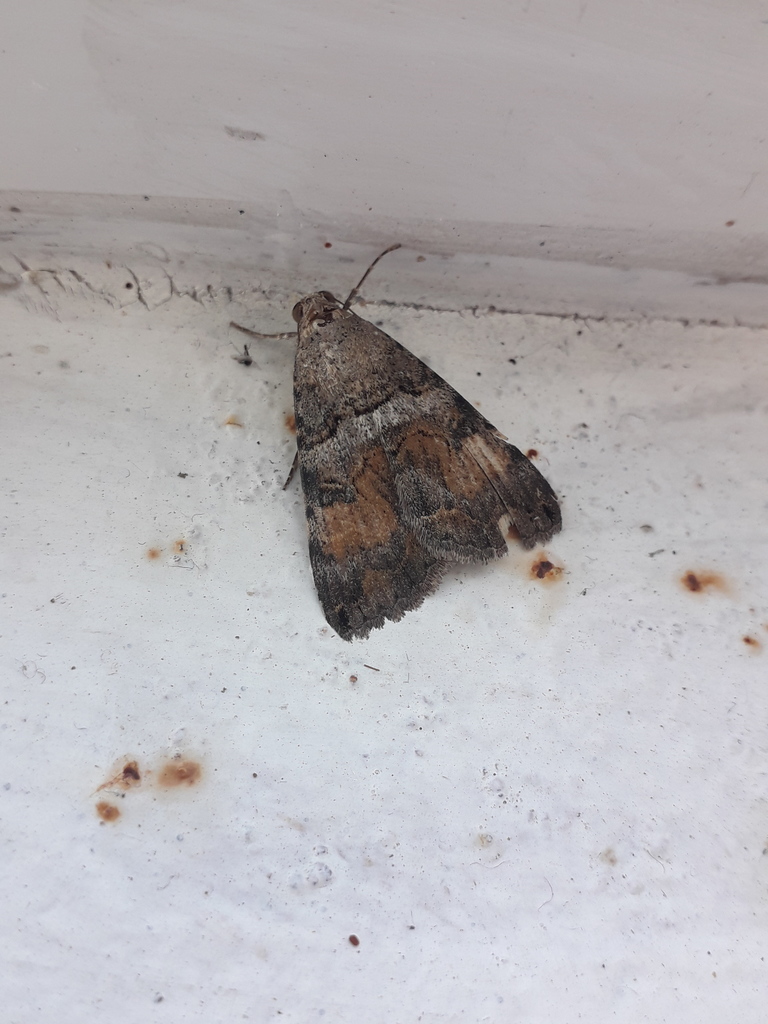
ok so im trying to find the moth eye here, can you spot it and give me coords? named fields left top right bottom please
left=291, top=301, right=303, bottom=323
left=319, top=291, right=338, bottom=303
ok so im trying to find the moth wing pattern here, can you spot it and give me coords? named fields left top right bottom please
left=386, top=384, right=561, bottom=559
left=293, top=297, right=562, bottom=641
left=302, top=443, right=445, bottom=640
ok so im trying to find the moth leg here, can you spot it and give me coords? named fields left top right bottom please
left=282, top=450, right=299, bottom=491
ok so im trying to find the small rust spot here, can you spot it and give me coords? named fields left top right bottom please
left=348, top=934, right=360, bottom=946
left=285, top=413, right=297, bottom=435
left=530, top=556, right=564, bottom=581
left=146, top=547, right=162, bottom=560
left=173, top=539, right=186, bottom=554
left=683, top=572, right=702, bottom=591
left=97, top=760, right=141, bottom=792
left=725, top=220, right=735, bottom=227
left=96, top=801, right=120, bottom=822
left=526, top=448, right=539, bottom=459
left=158, top=759, right=202, bottom=788
left=349, top=675, right=358, bottom=683
left=324, top=242, right=332, bottom=248
left=681, top=570, right=727, bottom=594
left=742, top=635, right=761, bottom=650
left=416, top=255, right=426, bottom=262
left=121, top=761, right=141, bottom=784
left=224, top=414, right=243, bottom=427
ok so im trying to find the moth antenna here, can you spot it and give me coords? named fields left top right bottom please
left=342, top=243, right=401, bottom=311
left=230, top=320, right=294, bottom=341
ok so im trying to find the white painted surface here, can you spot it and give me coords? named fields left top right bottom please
left=3, top=193, right=768, bottom=326
left=5, top=0, right=768, bottom=230
left=2, top=3, right=768, bottom=1018
left=2, top=278, right=767, bottom=1021
left=2, top=0, right=768, bottom=320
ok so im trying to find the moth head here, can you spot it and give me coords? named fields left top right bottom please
left=292, top=291, right=341, bottom=327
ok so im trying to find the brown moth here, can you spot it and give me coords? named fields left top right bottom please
left=231, top=245, right=561, bottom=641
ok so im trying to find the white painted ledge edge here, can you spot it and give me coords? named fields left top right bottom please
left=2, top=191, right=767, bottom=326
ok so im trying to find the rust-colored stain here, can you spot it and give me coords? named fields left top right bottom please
left=224, top=414, right=243, bottom=427
left=530, top=556, right=564, bottom=581
left=97, top=760, right=141, bottom=792
left=526, top=448, right=539, bottom=459
left=742, top=635, right=762, bottom=651
left=122, top=761, right=141, bottom=783
left=506, top=523, right=521, bottom=542
left=284, top=413, right=297, bottom=435
left=146, top=547, right=162, bottom=560
left=349, top=675, right=358, bottom=683
left=348, top=934, right=360, bottom=947
left=324, top=241, right=332, bottom=248
left=725, top=220, right=735, bottom=227
left=158, top=759, right=202, bottom=788
left=172, top=539, right=186, bottom=554
left=96, top=801, right=121, bottom=823
left=94, top=755, right=202, bottom=826
left=680, top=570, right=728, bottom=594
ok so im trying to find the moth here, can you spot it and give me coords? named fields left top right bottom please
left=231, top=245, right=561, bottom=641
